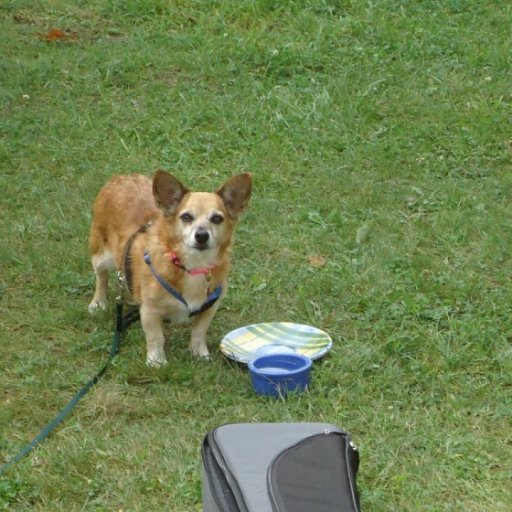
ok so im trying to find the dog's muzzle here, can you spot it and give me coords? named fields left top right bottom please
left=194, top=227, right=210, bottom=250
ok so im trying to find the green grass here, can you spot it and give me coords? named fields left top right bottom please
left=1, top=0, right=511, bottom=510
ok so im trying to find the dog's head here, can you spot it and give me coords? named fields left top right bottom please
left=152, top=171, right=252, bottom=259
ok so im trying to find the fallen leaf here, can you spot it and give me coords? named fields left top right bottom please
left=308, top=255, right=327, bottom=267
left=355, top=222, right=371, bottom=245
left=41, top=28, right=78, bottom=42
left=44, top=28, right=66, bottom=41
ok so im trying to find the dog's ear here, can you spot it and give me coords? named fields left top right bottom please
left=216, top=173, right=252, bottom=220
left=153, top=170, right=189, bottom=215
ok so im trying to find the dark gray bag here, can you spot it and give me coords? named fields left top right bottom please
left=202, top=423, right=361, bottom=512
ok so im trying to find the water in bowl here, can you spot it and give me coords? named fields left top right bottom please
left=256, top=366, right=287, bottom=374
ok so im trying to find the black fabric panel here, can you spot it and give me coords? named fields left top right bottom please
left=268, top=433, right=360, bottom=512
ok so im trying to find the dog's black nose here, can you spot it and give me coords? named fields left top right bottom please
left=195, top=229, right=210, bottom=245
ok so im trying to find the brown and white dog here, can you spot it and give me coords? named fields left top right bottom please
left=88, top=171, right=252, bottom=366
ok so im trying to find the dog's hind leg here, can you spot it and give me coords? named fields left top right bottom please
left=88, top=251, right=114, bottom=313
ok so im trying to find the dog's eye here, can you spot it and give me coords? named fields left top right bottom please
left=210, top=214, right=224, bottom=225
left=180, top=212, right=194, bottom=223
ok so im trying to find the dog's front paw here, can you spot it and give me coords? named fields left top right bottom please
left=88, top=299, right=106, bottom=314
left=189, top=343, right=210, bottom=360
left=146, top=352, right=168, bottom=368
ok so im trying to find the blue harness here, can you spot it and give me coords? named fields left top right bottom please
left=143, top=252, right=222, bottom=317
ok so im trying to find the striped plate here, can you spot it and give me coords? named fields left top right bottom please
left=220, top=322, right=332, bottom=364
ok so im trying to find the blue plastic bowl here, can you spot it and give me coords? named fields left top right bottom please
left=248, top=353, right=312, bottom=397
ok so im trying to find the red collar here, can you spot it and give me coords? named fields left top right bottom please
left=165, top=250, right=214, bottom=276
